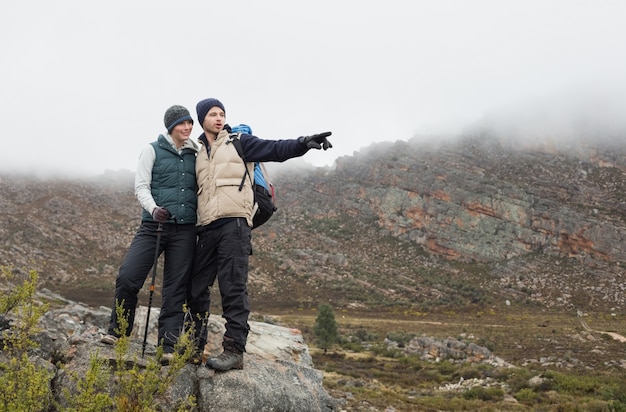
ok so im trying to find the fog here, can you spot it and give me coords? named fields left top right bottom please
left=470, top=84, right=626, bottom=146
left=1, top=1, right=625, bottom=178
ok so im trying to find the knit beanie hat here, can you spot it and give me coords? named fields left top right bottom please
left=196, top=98, right=226, bottom=126
left=164, top=105, right=193, bottom=133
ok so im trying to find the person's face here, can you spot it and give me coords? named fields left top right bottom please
left=170, top=120, right=193, bottom=147
left=202, top=106, right=225, bottom=135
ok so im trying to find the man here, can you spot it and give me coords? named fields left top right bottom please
left=102, top=105, right=198, bottom=365
left=187, top=98, right=332, bottom=371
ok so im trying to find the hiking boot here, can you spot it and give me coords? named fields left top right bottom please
left=100, top=334, right=119, bottom=345
left=205, top=349, right=243, bottom=371
left=160, top=352, right=174, bottom=366
left=205, top=337, right=243, bottom=371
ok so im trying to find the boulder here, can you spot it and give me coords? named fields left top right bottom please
left=27, top=291, right=337, bottom=411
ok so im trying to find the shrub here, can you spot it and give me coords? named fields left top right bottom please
left=462, top=386, right=504, bottom=401
left=514, top=388, right=539, bottom=404
left=64, top=302, right=196, bottom=411
left=62, top=352, right=114, bottom=411
left=453, top=364, right=486, bottom=380
left=0, top=266, right=54, bottom=412
left=545, top=370, right=601, bottom=395
left=0, top=266, right=196, bottom=411
left=608, top=400, right=626, bottom=412
left=354, top=328, right=377, bottom=342
left=386, top=331, right=415, bottom=347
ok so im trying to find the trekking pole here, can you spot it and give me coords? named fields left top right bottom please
left=142, top=221, right=164, bottom=358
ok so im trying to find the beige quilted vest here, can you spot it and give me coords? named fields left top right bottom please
left=196, top=130, right=255, bottom=227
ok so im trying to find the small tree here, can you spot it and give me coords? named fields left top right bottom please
left=313, top=304, right=338, bottom=354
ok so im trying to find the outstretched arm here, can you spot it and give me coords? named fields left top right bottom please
left=240, top=132, right=333, bottom=163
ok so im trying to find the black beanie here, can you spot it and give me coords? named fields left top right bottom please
left=164, top=105, right=193, bottom=133
left=196, top=98, right=226, bottom=126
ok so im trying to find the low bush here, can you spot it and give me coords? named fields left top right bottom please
left=0, top=266, right=196, bottom=411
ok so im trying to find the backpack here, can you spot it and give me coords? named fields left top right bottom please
left=229, top=125, right=277, bottom=229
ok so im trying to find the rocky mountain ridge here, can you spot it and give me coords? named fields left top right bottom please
left=1, top=133, right=625, bottom=315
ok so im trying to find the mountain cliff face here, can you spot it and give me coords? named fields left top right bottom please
left=1, top=134, right=625, bottom=314
left=291, top=135, right=626, bottom=263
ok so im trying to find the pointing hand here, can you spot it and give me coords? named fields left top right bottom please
left=299, top=132, right=333, bottom=150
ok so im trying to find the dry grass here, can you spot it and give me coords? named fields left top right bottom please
left=273, top=307, right=626, bottom=411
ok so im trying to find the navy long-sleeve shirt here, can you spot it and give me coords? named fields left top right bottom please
left=198, top=130, right=309, bottom=163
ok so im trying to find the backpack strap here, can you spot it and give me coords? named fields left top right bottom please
left=229, top=132, right=254, bottom=191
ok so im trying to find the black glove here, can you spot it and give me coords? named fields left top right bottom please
left=152, top=207, right=170, bottom=223
left=299, top=131, right=333, bottom=150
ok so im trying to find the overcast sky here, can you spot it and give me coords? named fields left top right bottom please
left=1, top=0, right=625, bottom=177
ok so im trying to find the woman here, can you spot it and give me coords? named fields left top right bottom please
left=102, top=105, right=198, bottom=365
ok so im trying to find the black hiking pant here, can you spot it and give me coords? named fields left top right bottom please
left=187, top=218, right=251, bottom=353
left=107, top=221, right=196, bottom=352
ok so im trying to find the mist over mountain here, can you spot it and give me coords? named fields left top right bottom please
left=466, top=85, right=626, bottom=149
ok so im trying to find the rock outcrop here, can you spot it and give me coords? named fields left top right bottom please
left=327, top=136, right=626, bottom=263
left=22, top=289, right=337, bottom=411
